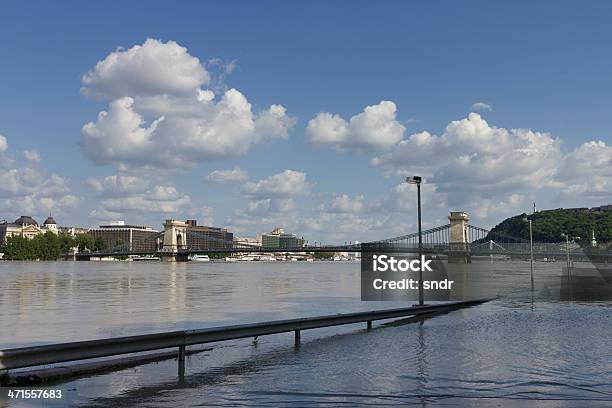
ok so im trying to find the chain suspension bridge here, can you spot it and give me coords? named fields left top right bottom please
left=75, top=212, right=611, bottom=263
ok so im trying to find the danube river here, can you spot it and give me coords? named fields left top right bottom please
left=1, top=260, right=612, bottom=407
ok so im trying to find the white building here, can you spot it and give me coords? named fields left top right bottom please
left=40, top=216, right=58, bottom=234
left=0, top=215, right=62, bottom=243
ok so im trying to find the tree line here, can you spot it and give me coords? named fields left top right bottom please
left=0, top=233, right=107, bottom=261
left=488, top=208, right=612, bottom=244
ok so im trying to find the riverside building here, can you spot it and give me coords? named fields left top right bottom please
left=185, top=220, right=233, bottom=249
left=0, top=215, right=59, bottom=243
left=261, top=228, right=305, bottom=249
left=88, top=221, right=160, bottom=252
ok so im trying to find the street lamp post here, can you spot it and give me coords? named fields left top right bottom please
left=406, top=176, right=424, bottom=306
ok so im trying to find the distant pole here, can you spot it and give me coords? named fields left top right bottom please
left=566, top=234, right=570, bottom=270
left=561, top=232, right=571, bottom=274
left=529, top=219, right=534, bottom=290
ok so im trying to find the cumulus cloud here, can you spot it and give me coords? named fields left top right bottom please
left=80, top=39, right=295, bottom=168
left=206, top=166, right=249, bottom=183
left=302, top=212, right=375, bottom=238
left=372, top=113, right=562, bottom=196
left=188, top=205, right=215, bottom=226
left=471, top=102, right=492, bottom=112
left=243, top=170, right=313, bottom=198
left=306, top=101, right=405, bottom=151
left=23, top=150, right=41, bottom=162
left=97, top=193, right=190, bottom=214
left=371, top=113, right=611, bottom=225
left=246, top=198, right=296, bottom=215
left=88, top=173, right=191, bottom=216
left=0, top=135, right=78, bottom=217
left=328, top=194, right=364, bottom=213
left=81, top=38, right=209, bottom=99
left=468, top=193, right=525, bottom=221
left=0, top=134, right=7, bottom=153
left=555, top=140, right=612, bottom=200
left=374, top=182, right=447, bottom=214
left=87, top=174, right=149, bottom=197
left=226, top=170, right=313, bottom=234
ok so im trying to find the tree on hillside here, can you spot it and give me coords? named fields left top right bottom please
left=488, top=209, right=612, bottom=244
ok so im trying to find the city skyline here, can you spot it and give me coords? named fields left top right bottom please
left=0, top=2, right=610, bottom=243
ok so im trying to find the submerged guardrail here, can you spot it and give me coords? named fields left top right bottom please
left=0, top=299, right=490, bottom=380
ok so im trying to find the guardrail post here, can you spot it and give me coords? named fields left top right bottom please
left=178, top=345, right=186, bottom=380
left=294, top=330, right=301, bottom=345
left=367, top=320, right=372, bottom=330
left=0, top=300, right=490, bottom=376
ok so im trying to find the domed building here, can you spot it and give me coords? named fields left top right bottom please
left=0, top=214, right=60, bottom=244
left=1, top=215, right=42, bottom=242
left=13, top=215, right=38, bottom=227
left=42, top=216, right=58, bottom=234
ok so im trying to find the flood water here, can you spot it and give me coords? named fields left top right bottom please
left=1, top=260, right=612, bottom=407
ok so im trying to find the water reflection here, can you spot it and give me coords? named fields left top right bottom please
left=1, top=260, right=612, bottom=407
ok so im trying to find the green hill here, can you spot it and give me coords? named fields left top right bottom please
left=488, top=207, right=612, bottom=244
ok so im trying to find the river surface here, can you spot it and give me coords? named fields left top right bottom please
left=1, top=260, right=612, bottom=407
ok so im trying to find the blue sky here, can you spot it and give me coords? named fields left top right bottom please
left=0, top=1, right=610, bottom=242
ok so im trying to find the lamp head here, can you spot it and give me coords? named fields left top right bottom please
left=406, top=176, right=422, bottom=184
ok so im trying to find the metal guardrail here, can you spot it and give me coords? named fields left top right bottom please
left=0, top=299, right=489, bottom=378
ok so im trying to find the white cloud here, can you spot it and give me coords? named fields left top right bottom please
left=80, top=39, right=295, bottom=168
left=87, top=174, right=149, bottom=197
left=81, top=38, right=209, bottom=99
left=0, top=134, right=7, bottom=153
left=88, top=174, right=191, bottom=216
left=297, top=211, right=409, bottom=243
left=206, top=166, right=249, bottom=183
left=555, top=140, right=612, bottom=200
left=187, top=205, right=215, bottom=226
left=328, top=194, right=364, bottom=213
left=206, top=58, right=238, bottom=91
left=23, top=150, right=41, bottom=162
left=97, top=194, right=190, bottom=214
left=371, top=113, right=612, bottom=226
left=374, top=182, right=447, bottom=214
left=227, top=170, right=313, bottom=235
left=208, top=58, right=237, bottom=76
left=246, top=198, right=296, bottom=215
left=466, top=193, right=525, bottom=221
left=243, top=170, right=313, bottom=198
left=306, top=101, right=405, bottom=151
left=0, top=136, right=78, bottom=218
left=471, top=102, right=492, bottom=112
left=372, top=113, right=562, bottom=196
left=229, top=213, right=297, bottom=240
left=254, top=104, right=294, bottom=139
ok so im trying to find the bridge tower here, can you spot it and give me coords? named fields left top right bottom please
left=448, top=211, right=471, bottom=263
left=160, top=220, right=189, bottom=262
